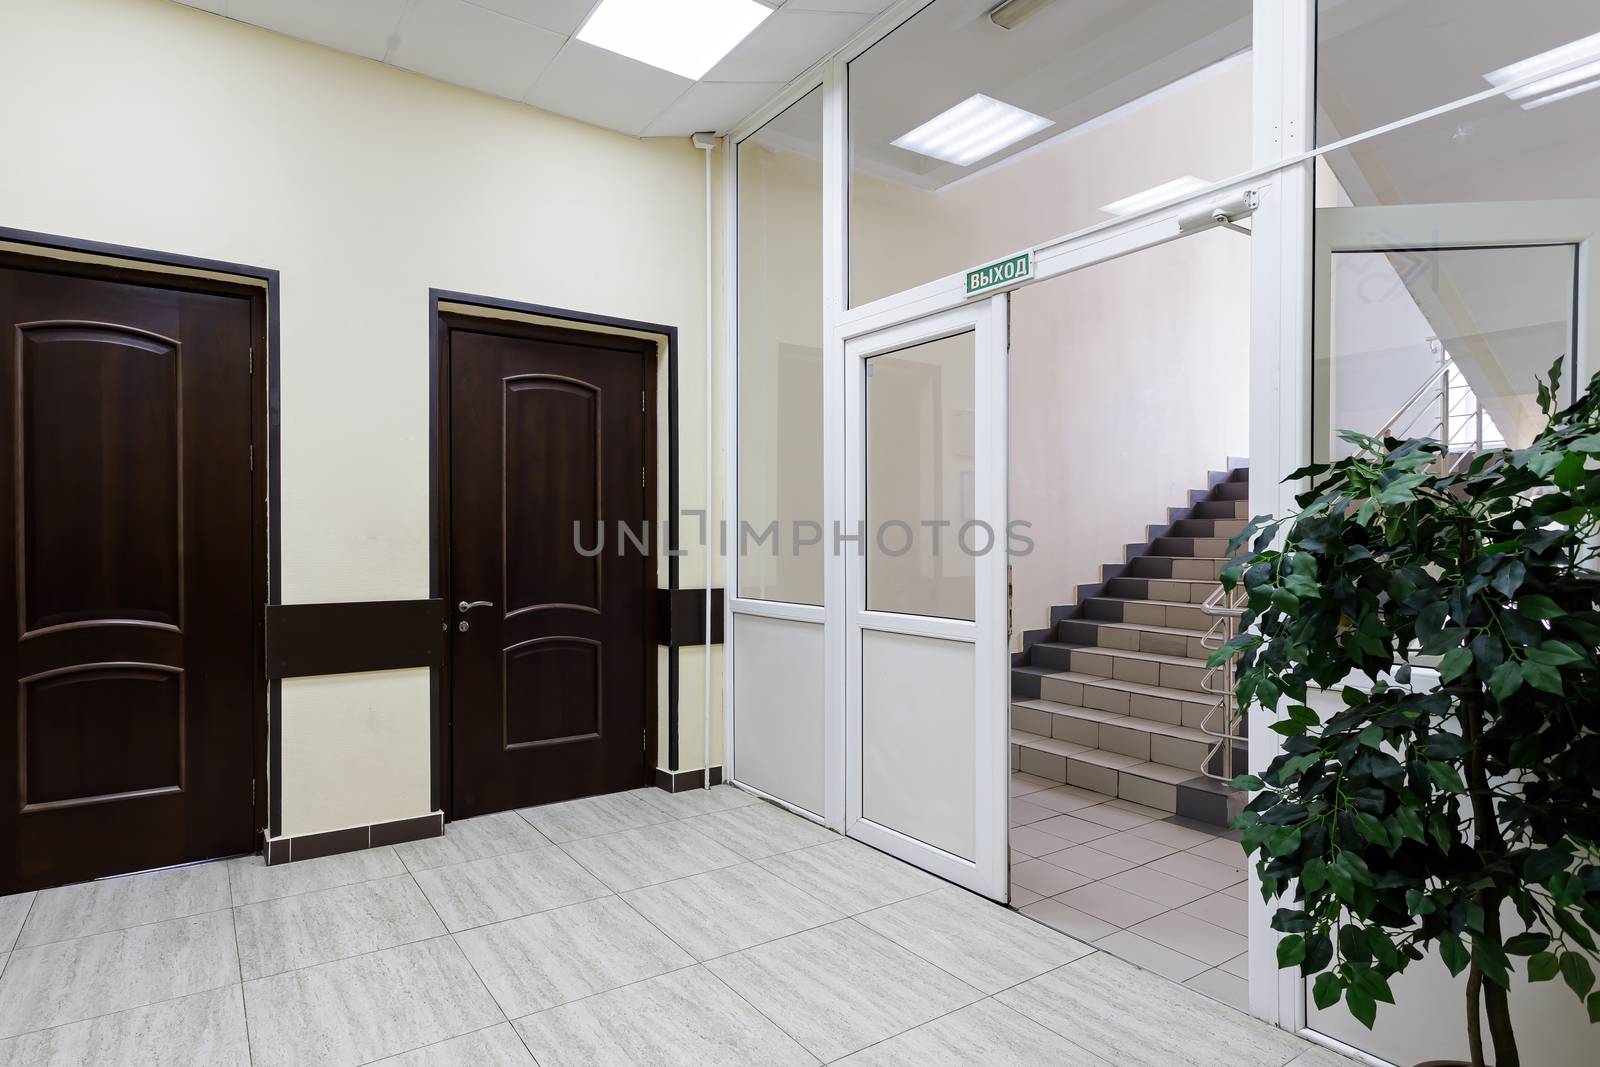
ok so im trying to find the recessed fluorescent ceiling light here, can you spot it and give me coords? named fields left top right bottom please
left=1100, top=175, right=1211, bottom=216
left=891, top=94, right=1053, bottom=167
left=576, top=0, right=772, bottom=81
left=1484, top=31, right=1600, bottom=110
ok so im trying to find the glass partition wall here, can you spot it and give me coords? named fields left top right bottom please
left=726, top=1, right=1600, bottom=1059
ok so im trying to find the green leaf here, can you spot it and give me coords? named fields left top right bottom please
left=1475, top=940, right=1511, bottom=989
left=1270, top=588, right=1301, bottom=616
left=1438, top=646, right=1474, bottom=683
left=1488, top=660, right=1524, bottom=702
left=1523, top=660, right=1564, bottom=696
left=1345, top=986, right=1377, bottom=1028
left=1526, top=640, right=1587, bottom=667
left=1439, top=935, right=1470, bottom=977
left=1529, top=951, right=1561, bottom=981
left=1277, top=934, right=1306, bottom=968
left=1229, top=774, right=1264, bottom=791
left=1518, top=594, right=1566, bottom=620
left=1326, top=861, right=1356, bottom=904
left=1425, top=761, right=1466, bottom=794
left=1562, top=951, right=1597, bottom=998
left=1313, top=972, right=1343, bottom=1010
left=1267, top=825, right=1303, bottom=858
left=1588, top=991, right=1600, bottom=1025
left=1504, top=932, right=1552, bottom=956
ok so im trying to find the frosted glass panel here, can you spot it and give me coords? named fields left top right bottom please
left=865, top=331, right=975, bottom=620
left=732, top=614, right=825, bottom=815
left=861, top=629, right=974, bottom=861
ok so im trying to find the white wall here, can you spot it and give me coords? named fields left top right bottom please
left=0, top=0, right=721, bottom=835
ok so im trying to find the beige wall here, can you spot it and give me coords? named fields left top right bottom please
left=0, top=0, right=723, bottom=836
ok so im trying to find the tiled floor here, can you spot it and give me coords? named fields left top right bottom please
left=0, top=783, right=1345, bottom=1066
left=1008, top=771, right=1251, bottom=1008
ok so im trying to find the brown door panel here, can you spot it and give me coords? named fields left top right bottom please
left=0, top=266, right=257, bottom=892
left=447, top=318, right=654, bottom=817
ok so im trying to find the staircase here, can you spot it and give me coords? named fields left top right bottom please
left=1009, top=462, right=1250, bottom=826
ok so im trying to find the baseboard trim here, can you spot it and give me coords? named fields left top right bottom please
left=654, top=766, right=724, bottom=792
left=263, top=811, right=443, bottom=865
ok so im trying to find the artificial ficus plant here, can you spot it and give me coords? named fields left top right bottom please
left=1213, top=359, right=1600, bottom=1067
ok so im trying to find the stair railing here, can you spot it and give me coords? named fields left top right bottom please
left=1198, top=582, right=1248, bottom=783
left=1357, top=343, right=1506, bottom=475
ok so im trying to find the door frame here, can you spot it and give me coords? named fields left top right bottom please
left=0, top=225, right=275, bottom=852
left=427, top=290, right=677, bottom=821
left=838, top=295, right=1010, bottom=900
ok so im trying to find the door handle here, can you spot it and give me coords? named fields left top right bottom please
left=458, top=600, right=494, bottom=613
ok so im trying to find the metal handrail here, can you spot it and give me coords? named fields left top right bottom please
left=1198, top=582, right=1247, bottom=784
left=1358, top=347, right=1503, bottom=475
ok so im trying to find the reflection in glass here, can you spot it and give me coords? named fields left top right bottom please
left=865, top=331, right=976, bottom=621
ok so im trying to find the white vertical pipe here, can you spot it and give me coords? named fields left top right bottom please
left=696, top=134, right=716, bottom=790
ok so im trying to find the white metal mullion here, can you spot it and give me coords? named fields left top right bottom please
left=721, top=134, right=740, bottom=787
left=822, top=53, right=849, bottom=833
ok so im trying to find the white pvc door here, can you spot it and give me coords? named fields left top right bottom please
left=842, top=297, right=1008, bottom=900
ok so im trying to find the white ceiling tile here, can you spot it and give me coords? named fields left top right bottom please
left=526, top=40, right=694, bottom=136
left=703, top=9, right=870, bottom=83
left=469, top=0, right=600, bottom=36
left=782, top=0, right=894, bottom=12
left=169, top=0, right=226, bottom=13
left=226, top=0, right=409, bottom=61
left=643, top=80, right=787, bottom=137
left=390, top=0, right=566, bottom=101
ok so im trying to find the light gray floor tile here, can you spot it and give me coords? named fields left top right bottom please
left=1128, top=819, right=1216, bottom=850
left=855, top=886, right=1091, bottom=995
left=1009, top=773, right=1059, bottom=797
left=0, top=985, right=248, bottom=1066
left=1009, top=884, right=1043, bottom=908
left=1054, top=882, right=1168, bottom=928
left=518, top=793, right=675, bottom=844
left=1025, top=785, right=1106, bottom=815
left=561, top=822, right=743, bottom=893
left=1091, top=830, right=1180, bottom=863
left=1040, top=844, right=1141, bottom=880
left=412, top=846, right=609, bottom=931
left=1186, top=835, right=1250, bottom=866
left=1018, top=898, right=1118, bottom=943
left=705, top=919, right=981, bottom=1062
left=1184, top=966, right=1248, bottom=1011
left=1009, top=859, right=1089, bottom=897
left=1220, top=951, right=1249, bottom=979
left=756, top=839, right=941, bottom=915
left=1092, top=931, right=1208, bottom=982
left=1072, top=802, right=1161, bottom=830
left=233, top=873, right=444, bottom=978
left=513, top=965, right=816, bottom=1067
left=243, top=936, right=502, bottom=1067
left=1099, top=866, right=1211, bottom=908
left=454, top=896, right=692, bottom=1018
left=16, top=865, right=230, bottom=948
left=1008, top=798, right=1055, bottom=826
left=1127, top=910, right=1245, bottom=966
left=681, top=803, right=836, bottom=860
left=0, top=894, right=36, bottom=952
left=1029, top=815, right=1115, bottom=844
left=998, top=952, right=1305, bottom=1067
left=227, top=847, right=405, bottom=906
left=1179, top=891, right=1248, bottom=935
left=1009, top=825, right=1074, bottom=857
left=395, top=812, right=553, bottom=872
left=622, top=862, right=843, bottom=960
left=0, top=910, right=238, bottom=1038
left=835, top=997, right=1109, bottom=1066
left=625, top=785, right=760, bottom=819
left=1222, top=880, right=1248, bottom=900
left=370, top=1023, right=534, bottom=1066
left=1284, top=1044, right=1369, bottom=1066
left=1147, top=850, right=1246, bottom=891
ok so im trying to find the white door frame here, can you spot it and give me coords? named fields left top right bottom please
left=837, top=296, right=1010, bottom=899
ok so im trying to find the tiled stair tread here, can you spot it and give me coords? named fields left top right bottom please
left=1027, top=672, right=1216, bottom=708
left=1089, top=595, right=1217, bottom=612
left=1123, top=760, right=1198, bottom=785
left=1009, top=730, right=1089, bottom=757
left=1042, top=643, right=1210, bottom=670
left=1091, top=619, right=1211, bottom=640
left=1013, top=698, right=1215, bottom=745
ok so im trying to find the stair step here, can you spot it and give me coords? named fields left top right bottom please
left=1012, top=698, right=1215, bottom=771
left=1028, top=643, right=1211, bottom=693
left=1058, top=618, right=1210, bottom=661
left=1190, top=498, right=1247, bottom=521
left=1008, top=729, right=1218, bottom=813
left=1150, top=535, right=1234, bottom=558
left=1126, top=555, right=1229, bottom=581
left=1103, top=576, right=1219, bottom=604
left=1034, top=671, right=1218, bottom=728
left=1080, top=596, right=1212, bottom=632
left=1214, top=480, right=1249, bottom=500
left=1167, top=517, right=1247, bottom=540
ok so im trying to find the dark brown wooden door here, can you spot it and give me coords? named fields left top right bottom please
left=446, top=316, right=654, bottom=818
left=0, top=263, right=258, bottom=893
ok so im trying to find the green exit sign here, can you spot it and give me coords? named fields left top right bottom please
left=965, top=251, right=1032, bottom=297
